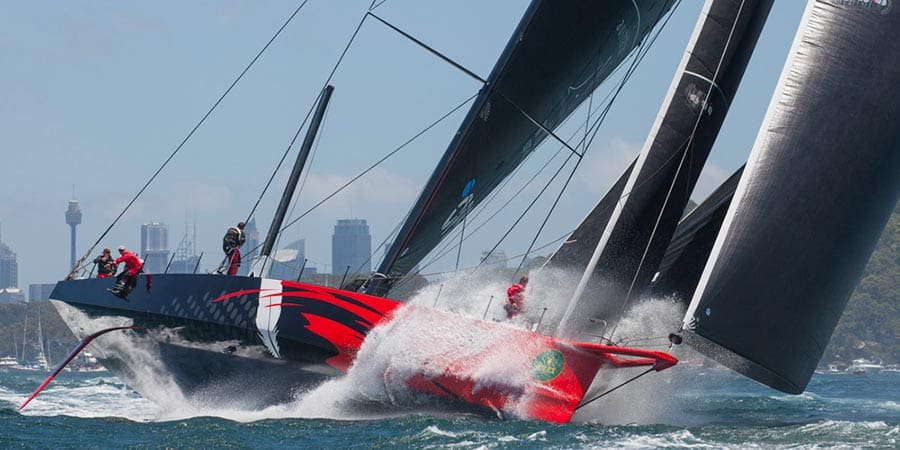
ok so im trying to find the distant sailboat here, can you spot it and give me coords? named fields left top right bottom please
left=34, top=307, right=50, bottom=372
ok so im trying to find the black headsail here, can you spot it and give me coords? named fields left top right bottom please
left=552, top=0, right=774, bottom=338
left=369, top=0, right=676, bottom=295
left=681, top=0, right=900, bottom=394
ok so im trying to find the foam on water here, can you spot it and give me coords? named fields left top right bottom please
left=51, top=301, right=194, bottom=411
left=233, top=271, right=576, bottom=421
left=1, top=373, right=158, bottom=421
left=571, top=297, right=687, bottom=425
left=287, top=302, right=545, bottom=420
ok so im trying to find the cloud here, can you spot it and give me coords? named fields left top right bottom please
left=578, top=136, right=641, bottom=194
left=575, top=136, right=736, bottom=204
left=296, top=167, right=419, bottom=214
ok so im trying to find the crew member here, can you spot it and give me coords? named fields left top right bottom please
left=505, top=274, right=528, bottom=319
left=110, top=245, right=142, bottom=298
left=93, top=248, right=116, bottom=278
left=221, top=222, right=246, bottom=276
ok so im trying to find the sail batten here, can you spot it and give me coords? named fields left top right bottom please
left=370, top=0, right=677, bottom=295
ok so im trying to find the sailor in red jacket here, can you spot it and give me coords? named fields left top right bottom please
left=110, top=245, right=143, bottom=298
left=505, top=274, right=528, bottom=319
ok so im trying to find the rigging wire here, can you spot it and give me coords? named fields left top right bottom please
left=275, top=93, right=478, bottom=237
left=389, top=146, right=566, bottom=291
left=575, top=367, right=654, bottom=411
left=402, top=25, right=669, bottom=288
left=374, top=5, right=686, bottom=286
left=413, top=143, right=563, bottom=273
left=399, top=230, right=572, bottom=282
left=234, top=91, right=478, bottom=277
left=483, top=2, right=682, bottom=279
left=415, top=35, right=656, bottom=281
left=390, top=1, right=691, bottom=337
left=243, top=8, right=370, bottom=236
left=68, top=1, right=312, bottom=279
left=607, top=0, right=745, bottom=343
left=369, top=0, right=390, bottom=11
left=366, top=12, right=584, bottom=159
left=350, top=218, right=404, bottom=281
left=477, top=153, right=578, bottom=272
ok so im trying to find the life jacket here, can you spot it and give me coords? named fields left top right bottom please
left=94, top=255, right=115, bottom=275
left=223, top=227, right=245, bottom=252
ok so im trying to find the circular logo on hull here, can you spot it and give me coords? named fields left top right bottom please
left=530, top=349, right=565, bottom=382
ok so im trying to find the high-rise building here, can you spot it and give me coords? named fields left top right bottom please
left=331, top=219, right=371, bottom=276
left=140, top=222, right=169, bottom=274
left=65, top=199, right=82, bottom=269
left=0, top=225, right=18, bottom=288
left=238, top=218, right=260, bottom=276
left=29, top=283, right=57, bottom=302
left=269, top=239, right=317, bottom=280
left=481, top=249, right=508, bottom=268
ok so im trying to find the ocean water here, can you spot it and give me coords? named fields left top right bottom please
left=1, top=367, right=897, bottom=449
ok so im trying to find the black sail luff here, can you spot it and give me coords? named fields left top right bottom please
left=370, top=0, right=676, bottom=295
left=682, top=0, right=900, bottom=394
left=555, top=0, right=774, bottom=336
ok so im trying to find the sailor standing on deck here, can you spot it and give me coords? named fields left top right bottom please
left=505, top=274, right=528, bottom=319
left=93, top=248, right=116, bottom=278
left=110, top=246, right=142, bottom=298
left=221, top=222, right=246, bottom=276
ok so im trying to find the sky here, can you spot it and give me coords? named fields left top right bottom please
left=0, top=1, right=808, bottom=292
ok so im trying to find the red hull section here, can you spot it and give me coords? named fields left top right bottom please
left=390, top=308, right=676, bottom=423
left=217, top=280, right=676, bottom=423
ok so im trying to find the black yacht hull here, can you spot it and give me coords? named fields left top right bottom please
left=50, top=274, right=401, bottom=407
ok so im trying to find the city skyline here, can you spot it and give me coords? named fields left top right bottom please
left=2, top=212, right=385, bottom=288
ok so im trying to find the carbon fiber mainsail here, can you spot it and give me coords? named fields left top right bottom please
left=551, top=0, right=774, bottom=337
left=370, top=0, right=676, bottom=294
left=681, top=0, right=900, bottom=394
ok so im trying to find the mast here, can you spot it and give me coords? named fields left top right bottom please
left=37, top=306, right=46, bottom=368
left=253, top=85, right=334, bottom=277
left=22, top=315, right=27, bottom=362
